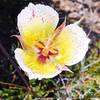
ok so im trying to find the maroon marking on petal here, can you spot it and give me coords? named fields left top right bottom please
left=38, top=54, right=47, bottom=64
left=32, top=11, right=35, bottom=17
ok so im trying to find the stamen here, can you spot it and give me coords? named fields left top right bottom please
left=35, top=41, right=44, bottom=49
left=49, top=48, right=58, bottom=55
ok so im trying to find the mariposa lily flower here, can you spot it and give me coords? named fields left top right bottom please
left=14, top=3, right=90, bottom=80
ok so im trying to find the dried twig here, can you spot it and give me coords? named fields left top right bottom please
left=0, top=81, right=27, bottom=91
left=59, top=74, right=72, bottom=98
left=81, top=59, right=100, bottom=72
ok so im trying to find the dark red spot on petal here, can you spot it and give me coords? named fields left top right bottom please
left=32, top=11, right=35, bottom=17
left=38, top=54, right=47, bottom=64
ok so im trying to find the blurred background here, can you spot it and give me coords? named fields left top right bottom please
left=0, top=0, right=100, bottom=99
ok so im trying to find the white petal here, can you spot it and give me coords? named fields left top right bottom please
left=64, top=23, right=90, bottom=65
left=55, top=23, right=90, bottom=66
left=14, top=48, right=62, bottom=80
left=17, top=3, right=59, bottom=34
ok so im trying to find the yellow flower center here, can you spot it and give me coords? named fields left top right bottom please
left=35, top=41, right=58, bottom=64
